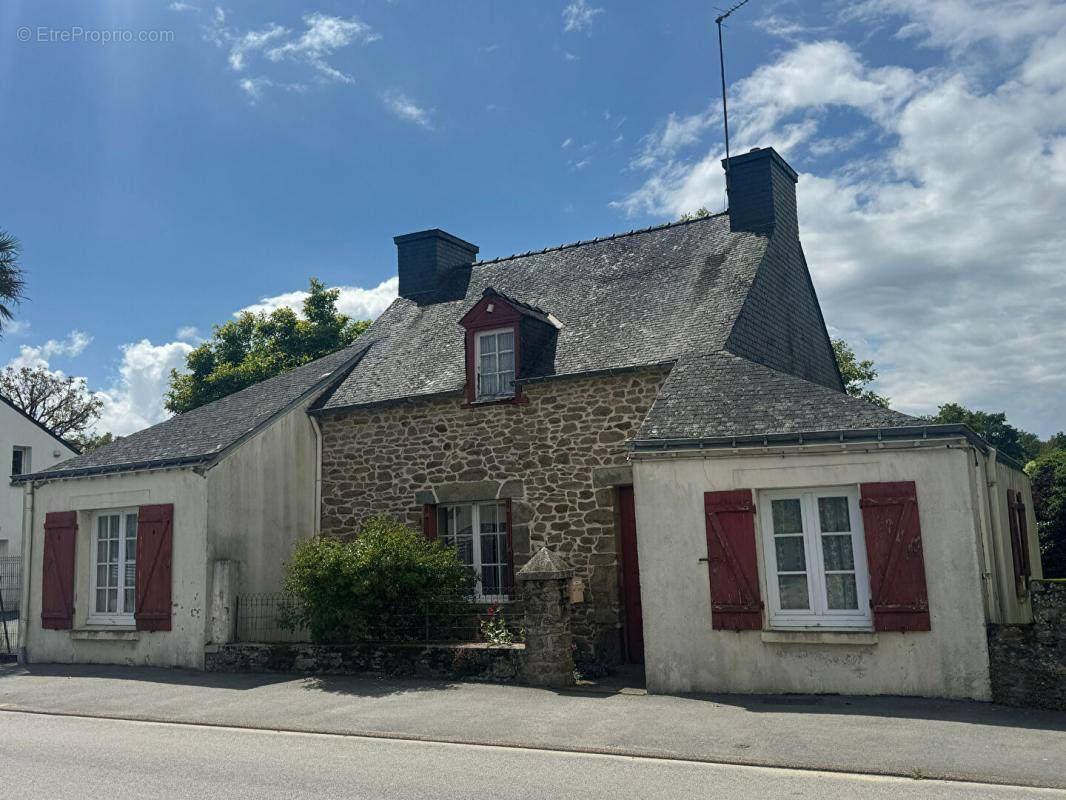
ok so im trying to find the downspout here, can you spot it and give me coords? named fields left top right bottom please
left=310, top=415, right=323, bottom=538
left=971, top=447, right=1000, bottom=623
left=16, top=480, right=34, bottom=663
left=984, top=447, right=1008, bottom=621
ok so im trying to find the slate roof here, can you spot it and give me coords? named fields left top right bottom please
left=20, top=345, right=367, bottom=481
left=322, top=214, right=768, bottom=409
left=634, top=351, right=917, bottom=444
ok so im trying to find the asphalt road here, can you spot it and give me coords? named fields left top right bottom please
left=1, top=711, right=1061, bottom=800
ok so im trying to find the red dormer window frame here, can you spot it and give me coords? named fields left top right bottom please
left=459, top=295, right=526, bottom=407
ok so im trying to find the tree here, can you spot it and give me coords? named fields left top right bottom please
left=72, top=431, right=116, bottom=453
left=678, top=207, right=713, bottom=222
left=831, top=338, right=889, bottom=408
left=0, top=366, right=102, bottom=439
left=1028, top=448, right=1066, bottom=579
left=166, top=279, right=371, bottom=414
left=926, top=403, right=1029, bottom=462
left=0, top=230, right=28, bottom=334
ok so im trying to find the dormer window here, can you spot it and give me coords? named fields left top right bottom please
left=476, top=329, right=516, bottom=400
left=459, top=287, right=561, bottom=407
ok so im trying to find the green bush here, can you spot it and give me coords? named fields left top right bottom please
left=283, top=515, right=477, bottom=643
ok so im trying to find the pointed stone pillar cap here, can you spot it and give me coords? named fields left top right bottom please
left=516, top=547, right=574, bottom=581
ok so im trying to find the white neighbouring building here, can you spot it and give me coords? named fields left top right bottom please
left=0, top=395, right=78, bottom=558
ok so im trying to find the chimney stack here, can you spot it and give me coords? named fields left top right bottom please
left=394, top=229, right=479, bottom=304
left=722, top=147, right=799, bottom=236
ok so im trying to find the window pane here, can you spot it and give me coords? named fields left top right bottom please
left=443, top=506, right=474, bottom=566
left=97, top=565, right=108, bottom=586
left=125, top=561, right=137, bottom=592
left=771, top=499, right=803, bottom=534
left=497, top=331, right=514, bottom=352
left=774, top=536, right=806, bottom=572
left=109, top=539, right=119, bottom=561
left=818, top=497, right=851, bottom=533
left=480, top=334, right=497, bottom=354
left=107, top=588, right=117, bottom=613
left=480, top=371, right=498, bottom=397
left=126, top=513, right=138, bottom=538
left=124, top=588, right=135, bottom=614
left=825, top=573, right=859, bottom=610
left=108, top=563, right=119, bottom=587
left=96, top=589, right=107, bottom=612
left=97, top=539, right=108, bottom=563
left=498, top=350, right=515, bottom=373
left=821, top=534, right=855, bottom=571
left=110, top=515, right=120, bottom=537
left=777, top=574, right=810, bottom=610
left=125, top=537, right=137, bottom=563
left=98, top=516, right=108, bottom=538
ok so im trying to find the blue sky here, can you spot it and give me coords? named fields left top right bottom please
left=1, top=0, right=1064, bottom=437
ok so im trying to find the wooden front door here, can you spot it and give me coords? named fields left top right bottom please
left=617, top=485, right=644, bottom=664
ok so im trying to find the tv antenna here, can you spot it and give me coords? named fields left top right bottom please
left=715, top=0, right=752, bottom=182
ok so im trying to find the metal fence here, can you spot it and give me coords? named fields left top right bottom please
left=235, top=591, right=523, bottom=645
left=0, top=556, right=20, bottom=657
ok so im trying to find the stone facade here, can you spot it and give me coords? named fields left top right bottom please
left=318, top=368, right=667, bottom=661
left=987, top=581, right=1066, bottom=711
left=517, top=548, right=576, bottom=688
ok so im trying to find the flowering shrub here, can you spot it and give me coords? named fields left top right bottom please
left=480, top=605, right=522, bottom=645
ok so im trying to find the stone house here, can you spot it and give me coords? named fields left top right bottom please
left=12, top=147, right=1042, bottom=699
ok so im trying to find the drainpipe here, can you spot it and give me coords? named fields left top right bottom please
left=16, top=481, right=34, bottom=664
left=310, top=415, right=323, bottom=538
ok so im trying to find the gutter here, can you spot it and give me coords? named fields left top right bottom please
left=16, top=481, right=33, bottom=663
left=629, top=424, right=1024, bottom=470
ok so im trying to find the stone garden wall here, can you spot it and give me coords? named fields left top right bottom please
left=317, top=368, right=667, bottom=661
left=987, top=581, right=1066, bottom=710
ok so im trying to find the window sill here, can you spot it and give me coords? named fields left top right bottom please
left=761, top=630, right=878, bottom=646
left=71, top=628, right=139, bottom=642
left=462, top=395, right=527, bottom=409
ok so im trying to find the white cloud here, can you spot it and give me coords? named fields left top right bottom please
left=239, top=277, right=398, bottom=320
left=5, top=320, right=30, bottom=336
left=202, top=10, right=377, bottom=96
left=383, top=92, right=432, bottom=128
left=8, top=331, right=91, bottom=371
left=95, top=340, right=195, bottom=436
left=176, top=326, right=201, bottom=342
left=561, top=137, right=573, bottom=149
left=563, top=0, right=604, bottom=33
left=168, top=1, right=199, bottom=12
left=228, top=24, right=287, bottom=71
left=266, top=13, right=379, bottom=83
left=618, top=11, right=1066, bottom=436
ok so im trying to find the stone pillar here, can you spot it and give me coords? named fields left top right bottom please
left=517, top=548, right=575, bottom=689
left=208, top=559, right=240, bottom=645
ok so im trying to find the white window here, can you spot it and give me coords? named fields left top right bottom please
left=89, top=509, right=138, bottom=625
left=475, top=328, right=515, bottom=400
left=759, top=487, right=872, bottom=630
left=11, top=446, right=30, bottom=477
left=438, top=501, right=511, bottom=600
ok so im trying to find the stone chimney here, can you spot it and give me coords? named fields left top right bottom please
left=395, top=229, right=479, bottom=304
left=722, top=147, right=799, bottom=236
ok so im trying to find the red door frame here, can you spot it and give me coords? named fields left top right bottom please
left=617, top=485, right=644, bottom=664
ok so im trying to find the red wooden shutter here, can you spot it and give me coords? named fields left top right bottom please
left=1006, top=489, right=1031, bottom=594
left=422, top=503, right=438, bottom=541
left=704, top=489, right=763, bottom=631
left=859, top=482, right=931, bottom=632
left=505, top=498, right=516, bottom=596
left=135, top=504, right=173, bottom=632
left=41, top=511, right=77, bottom=630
